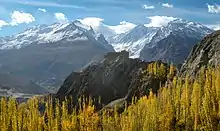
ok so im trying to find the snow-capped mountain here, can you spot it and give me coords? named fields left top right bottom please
left=108, top=25, right=159, bottom=58
left=140, top=19, right=214, bottom=64
left=0, top=21, right=114, bottom=88
left=0, top=21, right=112, bottom=51
left=0, top=18, right=214, bottom=91
left=106, top=19, right=213, bottom=60
left=149, top=19, right=213, bottom=46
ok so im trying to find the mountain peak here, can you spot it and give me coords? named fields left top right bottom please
left=150, top=18, right=213, bottom=45
left=168, top=18, right=210, bottom=30
left=169, top=18, right=188, bottom=23
left=0, top=20, right=114, bottom=88
left=108, top=24, right=159, bottom=58
left=72, top=20, right=82, bottom=24
left=135, top=24, right=147, bottom=29
left=140, top=19, right=214, bottom=64
left=0, top=20, right=111, bottom=50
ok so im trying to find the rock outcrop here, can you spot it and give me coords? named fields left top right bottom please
left=181, top=30, right=220, bottom=76
left=56, top=51, right=169, bottom=111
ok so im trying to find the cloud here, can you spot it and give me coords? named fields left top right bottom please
left=206, top=24, right=220, bottom=30
left=78, top=17, right=136, bottom=37
left=10, top=11, right=35, bottom=26
left=54, top=13, right=68, bottom=23
left=108, top=21, right=136, bottom=34
left=162, top=3, right=173, bottom=8
left=78, top=17, right=104, bottom=27
left=0, top=20, right=8, bottom=29
left=78, top=17, right=136, bottom=34
left=38, top=8, right=46, bottom=12
left=145, top=16, right=177, bottom=27
left=78, top=17, right=116, bottom=37
left=207, top=4, right=220, bottom=14
left=142, top=4, right=155, bottom=10
left=0, top=0, right=87, bottom=10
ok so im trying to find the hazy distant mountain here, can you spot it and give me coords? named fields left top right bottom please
left=0, top=21, right=114, bottom=87
left=0, top=73, right=48, bottom=97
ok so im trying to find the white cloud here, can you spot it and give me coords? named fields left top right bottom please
left=162, top=3, right=173, bottom=8
left=108, top=21, right=136, bottom=34
left=54, top=13, right=68, bottom=23
left=78, top=17, right=115, bottom=37
left=78, top=17, right=136, bottom=34
left=206, top=24, right=220, bottom=30
left=207, top=4, right=220, bottom=14
left=79, top=17, right=104, bottom=27
left=10, top=11, right=35, bottom=26
left=38, top=8, right=46, bottom=12
left=0, top=20, right=8, bottom=29
left=145, top=16, right=177, bottom=27
left=142, top=4, right=155, bottom=10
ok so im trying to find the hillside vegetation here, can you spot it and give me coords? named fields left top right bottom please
left=0, top=63, right=220, bottom=131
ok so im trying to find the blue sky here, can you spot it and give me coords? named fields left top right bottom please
left=0, top=0, right=220, bottom=36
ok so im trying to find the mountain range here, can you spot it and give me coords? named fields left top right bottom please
left=0, top=18, right=215, bottom=94
left=107, top=19, right=213, bottom=63
left=107, top=25, right=159, bottom=58
left=140, top=19, right=213, bottom=64
left=55, top=28, right=220, bottom=114
left=0, top=20, right=114, bottom=89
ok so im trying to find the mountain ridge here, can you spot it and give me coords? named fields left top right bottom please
left=0, top=18, right=215, bottom=93
left=0, top=20, right=114, bottom=88
left=140, top=19, right=213, bottom=64
left=108, top=24, right=159, bottom=58
left=56, top=51, right=169, bottom=111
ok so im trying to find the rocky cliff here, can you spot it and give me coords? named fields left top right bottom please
left=181, top=30, right=220, bottom=76
left=56, top=51, right=169, bottom=111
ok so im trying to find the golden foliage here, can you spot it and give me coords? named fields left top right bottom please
left=0, top=65, right=220, bottom=131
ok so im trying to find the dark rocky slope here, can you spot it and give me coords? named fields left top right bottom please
left=56, top=51, right=169, bottom=111
left=141, top=32, right=199, bottom=64
left=181, top=30, right=220, bottom=76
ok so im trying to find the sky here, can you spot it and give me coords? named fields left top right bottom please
left=0, top=0, right=220, bottom=36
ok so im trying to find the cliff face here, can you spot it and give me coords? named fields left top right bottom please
left=56, top=51, right=169, bottom=111
left=181, top=30, right=220, bottom=76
